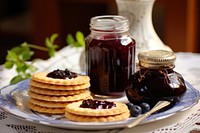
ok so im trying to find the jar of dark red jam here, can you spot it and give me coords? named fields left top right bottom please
left=126, top=50, right=187, bottom=108
left=85, top=15, right=136, bottom=98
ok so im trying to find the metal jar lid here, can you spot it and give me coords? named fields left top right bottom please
left=138, top=50, right=176, bottom=68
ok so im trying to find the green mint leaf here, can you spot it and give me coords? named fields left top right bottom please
left=76, top=31, right=85, bottom=46
left=50, top=33, right=58, bottom=42
left=47, top=44, right=58, bottom=57
left=28, top=64, right=38, bottom=72
left=25, top=73, right=32, bottom=79
left=66, top=34, right=75, bottom=46
left=45, top=38, right=52, bottom=48
left=21, top=51, right=34, bottom=61
left=48, top=48, right=56, bottom=57
left=12, top=44, right=29, bottom=55
left=11, top=46, right=21, bottom=54
left=16, top=61, right=24, bottom=68
left=45, top=34, right=58, bottom=57
left=4, top=61, right=14, bottom=69
left=6, top=51, right=18, bottom=62
left=74, top=42, right=82, bottom=47
left=16, top=63, right=28, bottom=73
left=21, top=43, right=31, bottom=52
left=21, top=42, right=29, bottom=47
left=10, top=75, right=25, bottom=85
left=52, top=44, right=58, bottom=49
left=21, top=42, right=30, bottom=51
left=8, top=43, right=34, bottom=62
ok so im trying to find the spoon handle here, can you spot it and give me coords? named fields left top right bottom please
left=127, top=101, right=170, bottom=128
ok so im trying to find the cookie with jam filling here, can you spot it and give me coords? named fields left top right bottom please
left=65, top=99, right=130, bottom=122
left=31, top=69, right=90, bottom=85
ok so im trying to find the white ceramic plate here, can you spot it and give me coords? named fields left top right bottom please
left=0, top=79, right=199, bottom=130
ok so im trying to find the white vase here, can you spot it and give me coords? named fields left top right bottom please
left=115, top=0, right=172, bottom=59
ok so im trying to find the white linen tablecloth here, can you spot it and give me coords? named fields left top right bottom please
left=0, top=49, right=199, bottom=133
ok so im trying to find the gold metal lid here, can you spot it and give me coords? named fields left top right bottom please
left=138, top=50, right=176, bottom=68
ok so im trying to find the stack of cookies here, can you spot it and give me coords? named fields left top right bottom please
left=27, top=70, right=92, bottom=114
left=65, top=100, right=130, bottom=122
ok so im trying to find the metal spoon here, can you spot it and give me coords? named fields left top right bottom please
left=126, top=100, right=170, bottom=128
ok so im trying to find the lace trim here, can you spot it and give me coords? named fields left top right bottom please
left=0, top=111, right=8, bottom=120
left=153, top=109, right=200, bottom=133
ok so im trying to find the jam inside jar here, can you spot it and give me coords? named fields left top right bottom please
left=85, top=15, right=136, bottom=98
left=126, top=50, right=187, bottom=108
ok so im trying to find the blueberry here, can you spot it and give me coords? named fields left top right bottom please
left=130, top=105, right=142, bottom=117
left=126, top=102, right=134, bottom=110
left=140, top=102, right=151, bottom=113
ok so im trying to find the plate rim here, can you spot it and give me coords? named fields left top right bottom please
left=0, top=80, right=199, bottom=130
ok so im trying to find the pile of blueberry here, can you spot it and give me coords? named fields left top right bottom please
left=47, top=68, right=77, bottom=79
left=126, top=102, right=151, bottom=117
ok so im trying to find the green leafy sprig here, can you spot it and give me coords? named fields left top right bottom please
left=4, top=31, right=85, bottom=85
left=66, top=31, right=85, bottom=47
left=45, top=33, right=59, bottom=56
left=4, top=33, right=59, bottom=84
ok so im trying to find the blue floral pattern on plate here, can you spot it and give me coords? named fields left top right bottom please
left=0, top=79, right=199, bottom=130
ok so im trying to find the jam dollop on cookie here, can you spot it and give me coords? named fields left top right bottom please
left=47, top=68, right=77, bottom=79
left=80, top=99, right=116, bottom=109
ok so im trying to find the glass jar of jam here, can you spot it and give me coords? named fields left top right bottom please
left=85, top=15, right=136, bottom=98
left=126, top=50, right=187, bottom=108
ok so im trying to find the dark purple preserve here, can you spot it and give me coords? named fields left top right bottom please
left=126, top=50, right=187, bottom=109
left=86, top=37, right=135, bottom=97
left=85, top=15, right=135, bottom=98
left=80, top=99, right=116, bottom=109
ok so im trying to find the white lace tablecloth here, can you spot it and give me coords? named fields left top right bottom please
left=0, top=49, right=199, bottom=133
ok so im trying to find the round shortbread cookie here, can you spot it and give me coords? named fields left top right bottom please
left=32, top=72, right=90, bottom=85
left=28, top=98, right=71, bottom=108
left=65, top=111, right=130, bottom=122
left=27, top=101, right=65, bottom=114
left=29, top=86, right=86, bottom=96
left=65, top=101, right=129, bottom=116
left=28, top=96, right=93, bottom=108
left=30, top=80, right=90, bottom=90
left=28, top=90, right=91, bottom=102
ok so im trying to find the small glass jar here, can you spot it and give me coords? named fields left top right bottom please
left=126, top=50, right=187, bottom=107
left=85, top=15, right=136, bottom=98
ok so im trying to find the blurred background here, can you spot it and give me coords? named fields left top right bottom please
left=0, top=0, right=199, bottom=64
